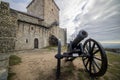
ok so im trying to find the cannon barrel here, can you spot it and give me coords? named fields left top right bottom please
left=72, top=30, right=88, bottom=49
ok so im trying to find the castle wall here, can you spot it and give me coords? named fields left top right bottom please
left=49, top=26, right=66, bottom=46
left=27, top=0, right=44, bottom=19
left=17, top=11, right=40, bottom=24
left=0, top=1, right=66, bottom=79
left=0, top=0, right=66, bottom=51
left=0, top=2, right=17, bottom=80
left=44, top=0, right=59, bottom=26
left=15, top=21, right=49, bottom=50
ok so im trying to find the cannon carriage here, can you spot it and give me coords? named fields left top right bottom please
left=55, top=30, right=108, bottom=79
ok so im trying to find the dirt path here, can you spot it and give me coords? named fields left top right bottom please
left=10, top=48, right=91, bottom=80
left=11, top=49, right=58, bottom=80
left=9, top=49, right=120, bottom=80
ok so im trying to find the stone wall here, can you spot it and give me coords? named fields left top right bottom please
left=44, top=0, right=59, bottom=26
left=0, top=0, right=66, bottom=52
left=17, top=11, right=40, bottom=24
left=0, top=1, right=66, bottom=79
left=0, top=2, right=16, bottom=80
left=27, top=0, right=44, bottom=19
left=27, top=0, right=59, bottom=27
left=49, top=26, right=67, bottom=46
left=15, top=21, right=49, bottom=50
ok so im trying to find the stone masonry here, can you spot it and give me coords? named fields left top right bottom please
left=0, top=2, right=16, bottom=80
left=13, top=0, right=66, bottom=50
left=0, top=0, right=66, bottom=79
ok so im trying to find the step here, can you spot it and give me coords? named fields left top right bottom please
left=0, top=68, right=8, bottom=80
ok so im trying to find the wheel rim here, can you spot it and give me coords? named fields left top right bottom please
left=82, top=38, right=108, bottom=77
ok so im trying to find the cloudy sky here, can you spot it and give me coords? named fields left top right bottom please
left=2, top=0, right=120, bottom=44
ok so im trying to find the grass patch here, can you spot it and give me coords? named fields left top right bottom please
left=42, top=46, right=57, bottom=50
left=38, top=70, right=56, bottom=80
left=8, top=55, right=22, bottom=80
left=78, top=71, right=85, bottom=80
left=7, top=72, right=16, bottom=80
left=74, top=52, right=120, bottom=80
left=42, top=45, right=67, bottom=51
left=9, top=55, right=22, bottom=66
left=60, top=62, right=75, bottom=80
left=103, top=52, right=120, bottom=80
left=62, top=62, right=74, bottom=74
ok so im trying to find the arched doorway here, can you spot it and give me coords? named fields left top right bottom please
left=34, top=38, right=39, bottom=48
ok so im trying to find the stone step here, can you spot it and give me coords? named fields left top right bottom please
left=0, top=68, right=8, bottom=80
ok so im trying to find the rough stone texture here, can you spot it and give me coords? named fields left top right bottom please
left=27, top=0, right=44, bottom=19
left=15, top=21, right=49, bottom=50
left=49, top=25, right=67, bottom=45
left=14, top=0, right=66, bottom=50
left=0, top=0, right=66, bottom=51
left=0, top=2, right=16, bottom=53
left=0, top=68, right=8, bottom=80
left=0, top=1, right=66, bottom=79
left=0, top=54, right=9, bottom=68
left=0, top=2, right=16, bottom=80
left=44, top=0, right=59, bottom=26
left=17, top=11, right=41, bottom=25
left=27, top=0, right=59, bottom=27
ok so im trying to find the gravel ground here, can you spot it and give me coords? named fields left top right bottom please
left=10, top=49, right=58, bottom=80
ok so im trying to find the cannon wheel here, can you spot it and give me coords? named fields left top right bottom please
left=82, top=38, right=108, bottom=77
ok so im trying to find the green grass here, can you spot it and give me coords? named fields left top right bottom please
left=60, top=52, right=120, bottom=80
left=76, top=52, right=120, bottom=80
left=61, top=63, right=74, bottom=75
left=42, top=45, right=67, bottom=52
left=8, top=55, right=22, bottom=80
left=7, top=72, right=16, bottom=80
left=42, top=46, right=57, bottom=51
left=102, top=52, right=120, bottom=80
left=9, top=55, right=22, bottom=66
left=7, top=50, right=120, bottom=80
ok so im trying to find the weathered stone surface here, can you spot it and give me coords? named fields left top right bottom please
left=0, top=2, right=16, bottom=80
left=0, top=68, right=8, bottom=80
left=14, top=0, right=66, bottom=50
left=0, top=1, right=66, bottom=79
left=17, top=11, right=41, bottom=25
left=27, top=0, right=44, bottom=19
left=0, top=2, right=16, bottom=52
left=0, top=38, right=15, bottom=53
left=0, top=54, right=9, bottom=68
left=44, top=0, right=59, bottom=26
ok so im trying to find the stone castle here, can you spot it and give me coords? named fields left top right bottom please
left=14, top=0, right=66, bottom=50
left=0, top=0, right=66, bottom=79
left=5, top=0, right=66, bottom=50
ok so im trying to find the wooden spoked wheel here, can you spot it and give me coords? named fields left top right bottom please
left=82, top=38, right=108, bottom=77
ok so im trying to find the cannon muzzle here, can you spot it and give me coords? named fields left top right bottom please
left=72, top=30, right=88, bottom=49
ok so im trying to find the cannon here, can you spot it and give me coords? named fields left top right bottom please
left=55, top=30, right=108, bottom=79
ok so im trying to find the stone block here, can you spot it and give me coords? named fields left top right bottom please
left=0, top=54, right=9, bottom=68
left=0, top=68, right=8, bottom=80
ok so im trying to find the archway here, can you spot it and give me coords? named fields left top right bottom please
left=49, top=35, right=58, bottom=46
left=34, top=38, right=39, bottom=48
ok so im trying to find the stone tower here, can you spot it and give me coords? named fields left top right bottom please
left=27, top=0, right=59, bottom=27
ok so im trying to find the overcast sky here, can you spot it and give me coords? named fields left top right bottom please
left=2, top=0, right=120, bottom=43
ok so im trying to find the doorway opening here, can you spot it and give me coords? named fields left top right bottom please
left=34, top=38, right=39, bottom=48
